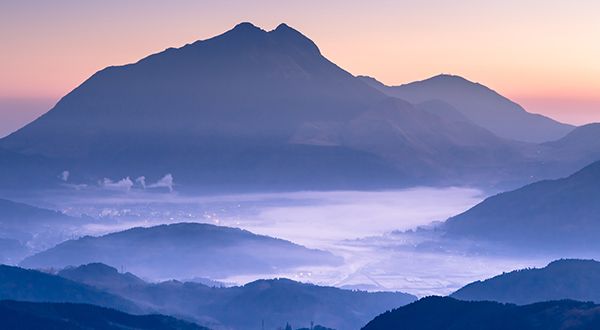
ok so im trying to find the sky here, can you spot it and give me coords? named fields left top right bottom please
left=1, top=0, right=599, bottom=137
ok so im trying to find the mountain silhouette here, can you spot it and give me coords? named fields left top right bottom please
left=362, top=296, right=600, bottom=330
left=451, top=259, right=600, bottom=304
left=58, top=263, right=416, bottom=330
left=443, top=160, right=600, bottom=250
left=358, top=74, right=573, bottom=143
left=21, top=222, right=342, bottom=279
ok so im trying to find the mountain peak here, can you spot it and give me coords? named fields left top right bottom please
left=421, top=73, right=472, bottom=85
left=231, top=21, right=263, bottom=32
left=270, top=22, right=320, bottom=55
left=275, top=23, right=293, bottom=31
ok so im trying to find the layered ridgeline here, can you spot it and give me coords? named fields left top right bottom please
left=358, top=74, right=573, bottom=143
left=443, top=160, right=600, bottom=250
left=21, top=222, right=341, bottom=279
left=56, top=263, right=416, bottom=330
left=362, top=296, right=600, bottom=330
left=451, top=259, right=600, bottom=305
left=0, top=199, right=84, bottom=263
left=0, top=301, right=204, bottom=330
left=0, top=265, right=201, bottom=329
left=0, top=22, right=589, bottom=191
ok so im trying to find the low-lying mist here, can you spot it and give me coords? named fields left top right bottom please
left=8, top=187, right=568, bottom=296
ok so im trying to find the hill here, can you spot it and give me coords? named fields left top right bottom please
left=362, top=296, right=600, bottom=330
left=443, top=160, right=600, bottom=250
left=451, top=259, right=600, bottom=304
left=21, top=223, right=342, bottom=279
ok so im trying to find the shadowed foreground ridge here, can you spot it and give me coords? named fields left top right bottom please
left=0, top=300, right=205, bottom=330
left=362, top=296, right=600, bottom=330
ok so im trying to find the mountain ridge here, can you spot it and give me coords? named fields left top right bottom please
left=358, top=74, right=574, bottom=143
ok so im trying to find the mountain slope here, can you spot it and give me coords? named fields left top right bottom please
left=0, top=300, right=204, bottom=330
left=0, top=265, right=138, bottom=313
left=359, top=74, right=573, bottom=143
left=443, top=160, right=600, bottom=250
left=21, top=223, right=341, bottom=279
left=451, top=259, right=600, bottom=304
left=362, top=296, right=600, bottom=330
left=58, top=263, right=416, bottom=330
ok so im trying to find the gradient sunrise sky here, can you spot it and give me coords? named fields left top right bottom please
left=1, top=0, right=599, bottom=137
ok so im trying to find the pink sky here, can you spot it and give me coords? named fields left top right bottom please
left=1, top=0, right=599, bottom=136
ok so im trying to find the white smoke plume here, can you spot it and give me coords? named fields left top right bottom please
left=136, top=176, right=147, bottom=188
left=100, top=177, right=134, bottom=191
left=60, top=170, right=70, bottom=181
left=148, top=174, right=174, bottom=192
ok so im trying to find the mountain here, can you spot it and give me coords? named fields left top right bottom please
left=0, top=22, right=398, bottom=191
left=358, top=74, right=574, bottom=143
left=58, top=263, right=417, bottom=330
left=362, top=296, right=600, bottom=330
left=0, top=199, right=82, bottom=263
left=0, top=23, right=591, bottom=191
left=3, top=23, right=382, bottom=158
left=443, top=160, right=600, bottom=250
left=0, top=300, right=204, bottom=330
left=21, top=222, right=342, bottom=279
left=0, top=264, right=138, bottom=313
left=451, top=259, right=600, bottom=304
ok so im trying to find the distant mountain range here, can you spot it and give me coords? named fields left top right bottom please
left=358, top=74, right=573, bottom=143
left=362, top=296, right=600, bottom=330
left=0, top=300, right=204, bottom=330
left=56, top=262, right=416, bottom=330
left=443, top=159, right=600, bottom=251
left=21, top=222, right=341, bottom=279
left=451, top=259, right=600, bottom=305
left=1, top=22, right=598, bottom=192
